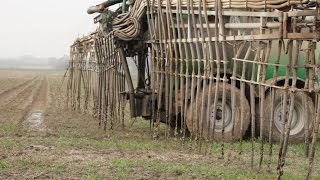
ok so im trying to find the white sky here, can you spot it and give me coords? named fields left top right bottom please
left=0, top=0, right=109, bottom=58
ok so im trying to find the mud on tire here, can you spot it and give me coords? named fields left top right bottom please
left=185, top=83, right=251, bottom=142
left=259, top=89, right=314, bottom=142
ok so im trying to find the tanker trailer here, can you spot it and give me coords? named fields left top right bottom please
left=68, top=0, right=320, bottom=143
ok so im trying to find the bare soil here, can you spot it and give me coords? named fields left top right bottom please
left=24, top=76, right=48, bottom=132
left=0, top=76, right=37, bottom=105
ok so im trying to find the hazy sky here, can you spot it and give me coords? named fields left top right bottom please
left=0, top=0, right=111, bottom=58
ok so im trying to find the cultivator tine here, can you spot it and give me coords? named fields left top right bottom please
left=110, top=37, right=114, bottom=129
left=267, top=40, right=282, bottom=170
left=155, top=64, right=164, bottom=139
left=104, top=37, right=109, bottom=129
left=209, top=0, right=221, bottom=144
left=96, top=36, right=103, bottom=125
left=100, top=39, right=105, bottom=127
left=231, top=42, right=246, bottom=148
left=216, top=0, right=227, bottom=157
left=151, top=8, right=158, bottom=133
left=105, top=64, right=109, bottom=130
left=164, top=1, right=171, bottom=139
left=304, top=42, right=316, bottom=92
left=307, top=94, right=320, bottom=179
left=67, top=32, right=126, bottom=131
left=153, top=1, right=166, bottom=139
left=258, top=41, right=266, bottom=167
left=304, top=41, right=316, bottom=157
left=175, top=0, right=186, bottom=140
left=67, top=48, right=72, bottom=109
left=165, top=1, right=178, bottom=136
left=240, top=44, right=253, bottom=154
left=94, top=38, right=102, bottom=125
left=197, top=0, right=206, bottom=152
left=277, top=40, right=293, bottom=178
left=146, top=0, right=156, bottom=130
left=81, top=57, right=88, bottom=112
left=304, top=44, right=311, bottom=157
left=189, top=0, right=202, bottom=145
left=100, top=38, right=106, bottom=128
left=306, top=40, right=319, bottom=178
left=247, top=42, right=260, bottom=168
left=201, top=0, right=214, bottom=154
left=260, top=40, right=271, bottom=168
left=186, top=0, right=196, bottom=144
left=169, top=1, right=180, bottom=138
left=176, top=0, right=191, bottom=142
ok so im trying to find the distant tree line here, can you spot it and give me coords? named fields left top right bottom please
left=0, top=55, right=69, bottom=70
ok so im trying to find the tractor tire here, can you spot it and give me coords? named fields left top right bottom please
left=185, top=83, right=251, bottom=142
left=260, top=89, right=314, bottom=141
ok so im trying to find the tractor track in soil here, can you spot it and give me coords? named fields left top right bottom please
left=0, top=76, right=39, bottom=106
left=0, top=76, right=42, bottom=132
left=0, top=77, right=40, bottom=111
left=23, top=76, right=49, bottom=132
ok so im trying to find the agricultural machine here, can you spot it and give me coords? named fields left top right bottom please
left=67, top=0, right=320, bottom=177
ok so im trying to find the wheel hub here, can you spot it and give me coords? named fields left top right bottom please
left=273, top=101, right=304, bottom=136
left=210, top=101, right=232, bottom=131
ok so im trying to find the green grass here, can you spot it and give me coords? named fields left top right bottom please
left=106, top=158, right=279, bottom=180
left=0, top=124, right=22, bottom=135
left=0, top=132, right=318, bottom=179
left=84, top=164, right=103, bottom=180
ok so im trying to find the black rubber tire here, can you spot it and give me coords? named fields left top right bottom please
left=185, top=83, right=251, bottom=142
left=259, top=89, right=314, bottom=142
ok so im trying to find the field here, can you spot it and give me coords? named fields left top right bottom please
left=0, top=70, right=320, bottom=179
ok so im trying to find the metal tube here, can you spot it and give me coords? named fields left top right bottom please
left=119, top=47, right=136, bottom=117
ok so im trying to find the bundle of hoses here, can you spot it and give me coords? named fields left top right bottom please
left=109, top=0, right=312, bottom=40
left=111, top=0, right=147, bottom=41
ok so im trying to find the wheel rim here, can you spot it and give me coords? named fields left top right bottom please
left=273, top=100, right=304, bottom=136
left=209, top=101, right=233, bottom=131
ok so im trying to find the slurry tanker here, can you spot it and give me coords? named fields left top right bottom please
left=67, top=0, right=320, bottom=177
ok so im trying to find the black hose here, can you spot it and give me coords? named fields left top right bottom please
left=87, top=0, right=124, bottom=14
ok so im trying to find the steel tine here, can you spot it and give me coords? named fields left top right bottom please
left=197, top=0, right=208, bottom=153
left=164, top=2, right=176, bottom=137
left=210, top=0, right=221, bottom=144
left=239, top=43, right=252, bottom=155
left=186, top=0, right=197, bottom=147
left=175, top=0, right=187, bottom=140
left=201, top=0, right=215, bottom=155
left=307, top=93, right=320, bottom=179
left=176, top=0, right=191, bottom=143
left=277, top=40, right=293, bottom=179
left=190, top=0, right=203, bottom=147
left=259, top=40, right=271, bottom=169
left=249, top=43, right=259, bottom=169
left=154, top=2, right=166, bottom=139
left=230, top=42, right=246, bottom=157
left=267, top=40, right=282, bottom=171
left=167, top=4, right=180, bottom=139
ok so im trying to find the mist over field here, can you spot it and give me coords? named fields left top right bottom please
left=0, top=55, right=68, bottom=70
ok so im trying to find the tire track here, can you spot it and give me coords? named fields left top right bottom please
left=0, top=77, right=41, bottom=132
left=0, top=78, right=40, bottom=110
left=23, top=76, right=49, bottom=132
left=0, top=76, right=38, bottom=106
